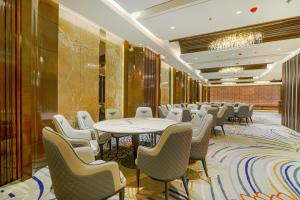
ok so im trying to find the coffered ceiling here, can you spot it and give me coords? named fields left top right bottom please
left=61, top=0, right=300, bottom=83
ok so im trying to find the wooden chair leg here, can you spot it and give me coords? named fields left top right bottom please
left=164, top=181, right=169, bottom=200
left=246, top=118, right=249, bottom=124
left=119, top=188, right=125, bottom=200
left=116, top=137, right=119, bottom=151
left=181, top=176, right=189, bottom=197
left=213, top=128, right=216, bottom=137
left=250, top=117, right=253, bottom=123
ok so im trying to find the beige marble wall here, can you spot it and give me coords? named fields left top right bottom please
left=103, top=33, right=124, bottom=116
left=58, top=7, right=100, bottom=126
left=160, top=61, right=171, bottom=105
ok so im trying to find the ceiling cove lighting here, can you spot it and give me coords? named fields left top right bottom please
left=219, top=66, right=244, bottom=73
left=209, top=32, right=263, bottom=51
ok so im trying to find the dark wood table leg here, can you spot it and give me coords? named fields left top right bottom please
left=132, top=134, right=140, bottom=160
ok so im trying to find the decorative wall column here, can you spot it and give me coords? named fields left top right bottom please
left=282, top=53, right=300, bottom=132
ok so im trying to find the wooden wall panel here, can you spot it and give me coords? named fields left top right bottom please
left=144, top=49, right=160, bottom=117
left=282, top=53, right=300, bottom=132
left=0, top=0, right=21, bottom=185
left=209, top=85, right=281, bottom=109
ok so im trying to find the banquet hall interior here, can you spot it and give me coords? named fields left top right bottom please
left=1, top=0, right=300, bottom=199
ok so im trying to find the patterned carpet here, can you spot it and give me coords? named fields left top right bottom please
left=1, top=111, right=300, bottom=200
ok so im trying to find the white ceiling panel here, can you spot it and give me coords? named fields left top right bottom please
left=114, top=0, right=169, bottom=13
left=139, top=0, right=300, bottom=40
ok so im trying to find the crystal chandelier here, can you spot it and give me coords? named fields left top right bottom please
left=219, top=66, right=244, bottom=73
left=209, top=32, right=263, bottom=51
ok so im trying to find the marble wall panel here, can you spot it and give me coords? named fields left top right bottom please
left=160, top=61, right=171, bottom=105
left=105, top=41, right=123, bottom=115
left=58, top=8, right=100, bottom=126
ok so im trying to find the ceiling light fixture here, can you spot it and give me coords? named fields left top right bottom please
left=170, top=26, right=176, bottom=30
left=236, top=10, right=242, bottom=15
left=219, top=66, right=244, bottom=73
left=209, top=32, right=263, bottom=51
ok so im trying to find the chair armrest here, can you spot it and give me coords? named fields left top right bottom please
left=72, top=129, right=92, bottom=140
left=74, top=146, right=95, bottom=163
left=66, top=138, right=91, bottom=147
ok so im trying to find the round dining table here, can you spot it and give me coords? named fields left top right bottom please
left=93, top=117, right=177, bottom=168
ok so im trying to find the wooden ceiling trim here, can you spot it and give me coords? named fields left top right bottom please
left=170, top=16, right=300, bottom=54
left=199, top=63, right=268, bottom=73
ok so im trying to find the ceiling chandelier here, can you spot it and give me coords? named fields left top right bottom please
left=209, top=32, right=263, bottom=51
left=219, top=66, right=244, bottom=73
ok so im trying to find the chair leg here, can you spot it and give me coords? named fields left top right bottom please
left=116, top=137, right=119, bottom=151
left=109, top=140, right=112, bottom=152
left=213, top=128, right=216, bottom=137
left=164, top=181, right=169, bottom=200
left=221, top=125, right=225, bottom=135
left=246, top=118, right=249, bottom=124
left=119, top=188, right=125, bottom=200
left=136, top=168, right=140, bottom=190
left=99, top=144, right=104, bottom=160
left=201, top=158, right=209, bottom=178
left=181, top=176, right=189, bottom=197
left=250, top=117, right=253, bottom=123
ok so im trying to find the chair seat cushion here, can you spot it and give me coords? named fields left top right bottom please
left=90, top=159, right=106, bottom=165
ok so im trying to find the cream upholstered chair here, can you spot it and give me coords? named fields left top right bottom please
left=158, top=105, right=169, bottom=118
left=187, top=104, right=199, bottom=110
left=76, top=111, right=111, bottom=159
left=216, top=106, right=228, bottom=135
left=135, top=123, right=192, bottom=199
left=106, top=108, right=129, bottom=153
left=235, top=104, right=250, bottom=124
left=173, top=104, right=182, bottom=108
left=166, top=104, right=172, bottom=111
left=166, top=108, right=183, bottom=122
left=135, top=106, right=153, bottom=118
left=43, top=127, right=126, bottom=200
left=206, top=107, right=218, bottom=136
left=45, top=127, right=96, bottom=164
left=182, top=108, right=192, bottom=122
left=225, top=104, right=235, bottom=121
left=190, top=114, right=213, bottom=178
left=249, top=104, right=254, bottom=123
left=53, top=115, right=100, bottom=156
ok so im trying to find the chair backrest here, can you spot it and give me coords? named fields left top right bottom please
left=206, top=107, right=218, bottom=127
left=148, top=123, right=192, bottom=180
left=166, top=108, right=183, bottom=122
left=192, top=110, right=207, bottom=128
left=187, top=104, right=199, bottom=110
left=173, top=104, right=182, bottom=108
left=105, top=108, right=121, bottom=120
left=53, top=114, right=75, bottom=138
left=76, top=111, right=95, bottom=130
left=217, top=106, right=228, bottom=125
left=236, top=104, right=250, bottom=118
left=190, top=114, right=213, bottom=159
left=166, top=104, right=172, bottom=110
left=182, top=108, right=192, bottom=122
left=135, top=107, right=153, bottom=118
left=226, top=105, right=235, bottom=118
left=42, top=127, right=89, bottom=199
left=158, top=106, right=168, bottom=118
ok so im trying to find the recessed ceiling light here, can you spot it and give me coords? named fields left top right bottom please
left=236, top=10, right=242, bottom=15
left=170, top=26, right=176, bottom=30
